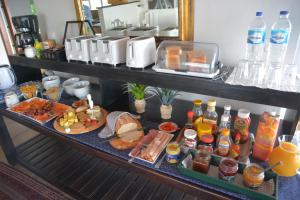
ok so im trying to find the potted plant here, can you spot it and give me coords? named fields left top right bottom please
left=124, top=83, right=149, bottom=114
left=150, top=87, right=180, bottom=119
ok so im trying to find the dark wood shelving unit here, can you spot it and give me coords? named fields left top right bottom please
left=8, top=55, right=300, bottom=133
left=9, top=55, right=300, bottom=110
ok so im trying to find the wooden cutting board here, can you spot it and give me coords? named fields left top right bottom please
left=53, top=108, right=108, bottom=134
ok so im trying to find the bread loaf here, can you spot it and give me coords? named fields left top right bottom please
left=115, top=114, right=142, bottom=135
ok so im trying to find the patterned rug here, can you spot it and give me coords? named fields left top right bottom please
left=0, top=162, right=73, bottom=200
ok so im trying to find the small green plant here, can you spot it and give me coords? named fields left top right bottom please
left=149, top=87, right=180, bottom=106
left=124, top=83, right=149, bottom=100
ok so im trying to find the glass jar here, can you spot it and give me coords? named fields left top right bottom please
left=4, top=91, right=19, bottom=108
left=166, top=142, right=180, bottom=164
left=192, top=99, right=203, bottom=127
left=193, top=145, right=213, bottom=174
left=219, top=157, right=239, bottom=182
left=182, top=129, right=197, bottom=153
left=199, top=134, right=214, bottom=148
left=203, top=99, right=218, bottom=133
left=234, top=109, right=251, bottom=143
left=243, top=163, right=265, bottom=188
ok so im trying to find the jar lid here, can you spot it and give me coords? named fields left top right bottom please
left=166, top=142, right=180, bottom=155
left=197, top=123, right=212, bottom=134
left=221, top=115, right=229, bottom=122
left=193, top=99, right=202, bottom=106
left=224, top=105, right=231, bottom=111
left=200, top=134, right=214, bottom=144
left=238, top=109, right=250, bottom=119
left=184, top=129, right=197, bottom=139
left=207, top=99, right=216, bottom=107
left=221, top=128, right=230, bottom=136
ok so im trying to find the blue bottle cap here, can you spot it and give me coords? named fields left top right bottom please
left=280, top=11, right=289, bottom=15
left=256, top=12, right=263, bottom=16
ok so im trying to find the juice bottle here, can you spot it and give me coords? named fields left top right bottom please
left=253, top=112, right=280, bottom=161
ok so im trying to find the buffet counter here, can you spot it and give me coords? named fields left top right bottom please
left=0, top=98, right=299, bottom=200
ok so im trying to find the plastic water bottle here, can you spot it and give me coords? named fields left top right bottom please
left=268, top=11, right=292, bottom=67
left=246, top=12, right=266, bottom=62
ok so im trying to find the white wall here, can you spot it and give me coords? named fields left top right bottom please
left=34, top=0, right=77, bottom=44
left=7, top=0, right=31, bottom=17
left=179, top=0, right=300, bottom=120
left=194, top=0, right=300, bottom=67
left=0, top=34, right=9, bottom=65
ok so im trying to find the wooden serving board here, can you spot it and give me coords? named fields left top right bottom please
left=53, top=108, right=108, bottom=134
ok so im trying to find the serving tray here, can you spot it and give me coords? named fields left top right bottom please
left=178, top=150, right=278, bottom=200
left=53, top=108, right=108, bottom=134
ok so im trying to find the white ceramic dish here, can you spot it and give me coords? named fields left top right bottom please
left=73, top=81, right=90, bottom=99
left=42, top=75, right=60, bottom=90
left=62, top=77, right=80, bottom=95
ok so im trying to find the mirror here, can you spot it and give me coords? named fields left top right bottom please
left=79, top=0, right=179, bottom=37
left=1, top=0, right=193, bottom=54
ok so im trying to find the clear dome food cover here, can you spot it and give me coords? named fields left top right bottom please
left=153, top=41, right=219, bottom=78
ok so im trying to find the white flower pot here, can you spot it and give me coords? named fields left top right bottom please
left=160, top=104, right=172, bottom=119
left=134, top=99, right=146, bottom=114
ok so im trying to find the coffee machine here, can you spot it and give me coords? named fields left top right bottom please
left=12, top=15, right=41, bottom=52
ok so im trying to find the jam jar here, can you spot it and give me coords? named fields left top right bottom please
left=234, top=109, right=251, bottom=143
left=193, top=145, right=213, bottom=174
left=218, top=157, right=239, bottom=182
left=243, top=163, right=265, bottom=188
left=182, top=129, right=197, bottom=153
left=166, top=142, right=180, bottom=164
left=199, top=134, right=214, bottom=148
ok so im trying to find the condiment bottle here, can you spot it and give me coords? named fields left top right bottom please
left=217, top=128, right=232, bottom=157
left=252, top=111, right=280, bottom=161
left=222, top=105, right=232, bottom=128
left=229, top=133, right=241, bottom=160
left=182, top=129, right=197, bottom=153
left=234, top=109, right=251, bottom=143
left=185, top=111, right=194, bottom=129
left=197, top=122, right=212, bottom=139
left=203, top=99, right=218, bottom=134
left=192, top=99, right=203, bottom=127
left=217, top=115, right=230, bottom=135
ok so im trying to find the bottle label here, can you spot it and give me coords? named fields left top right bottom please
left=270, top=30, right=289, bottom=44
left=218, top=140, right=229, bottom=156
left=247, top=30, right=266, bottom=44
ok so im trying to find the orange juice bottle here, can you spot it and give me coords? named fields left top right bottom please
left=253, top=112, right=280, bottom=161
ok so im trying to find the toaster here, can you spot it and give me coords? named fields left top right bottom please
left=126, top=36, right=156, bottom=68
left=65, top=35, right=96, bottom=63
left=90, top=36, right=129, bottom=66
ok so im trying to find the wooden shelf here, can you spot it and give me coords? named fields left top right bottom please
left=9, top=55, right=300, bottom=111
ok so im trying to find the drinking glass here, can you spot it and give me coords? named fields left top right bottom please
left=234, top=59, right=250, bottom=86
left=280, top=64, right=298, bottom=92
left=248, top=61, right=266, bottom=88
left=264, top=64, right=283, bottom=90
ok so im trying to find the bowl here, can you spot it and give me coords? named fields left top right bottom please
left=43, top=87, right=63, bottom=102
left=73, top=81, right=90, bottom=99
left=19, top=81, right=39, bottom=99
left=62, top=77, right=80, bottom=95
left=42, top=75, right=60, bottom=90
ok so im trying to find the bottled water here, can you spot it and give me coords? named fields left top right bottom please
left=268, top=11, right=292, bottom=67
left=246, top=12, right=266, bottom=62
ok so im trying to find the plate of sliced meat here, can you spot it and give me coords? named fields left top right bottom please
left=129, top=129, right=174, bottom=164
